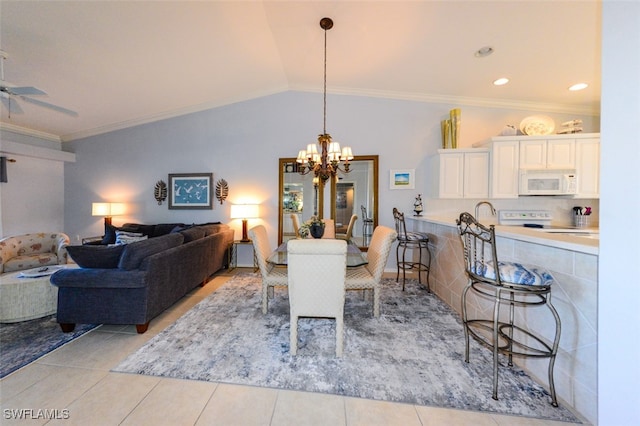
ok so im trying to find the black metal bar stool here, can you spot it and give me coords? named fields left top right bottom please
left=361, top=205, right=374, bottom=246
left=456, top=212, right=561, bottom=407
left=392, top=207, right=431, bottom=291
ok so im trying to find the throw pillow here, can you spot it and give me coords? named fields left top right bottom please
left=118, top=233, right=184, bottom=270
left=180, top=226, right=206, bottom=243
left=66, top=245, right=125, bottom=268
left=101, top=223, right=118, bottom=245
left=115, top=231, right=147, bottom=245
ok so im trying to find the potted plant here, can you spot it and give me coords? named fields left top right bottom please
left=298, top=215, right=325, bottom=239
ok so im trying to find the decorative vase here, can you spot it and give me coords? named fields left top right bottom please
left=310, top=223, right=325, bottom=239
left=441, top=119, right=451, bottom=149
left=450, top=108, right=461, bottom=149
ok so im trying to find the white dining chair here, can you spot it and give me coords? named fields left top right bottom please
left=344, top=225, right=397, bottom=317
left=287, top=238, right=347, bottom=356
left=321, top=218, right=336, bottom=239
left=290, top=214, right=301, bottom=238
left=248, top=225, right=288, bottom=314
left=337, top=214, right=358, bottom=241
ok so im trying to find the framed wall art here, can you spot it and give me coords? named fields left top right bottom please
left=168, top=173, right=213, bottom=209
left=389, top=169, right=415, bottom=190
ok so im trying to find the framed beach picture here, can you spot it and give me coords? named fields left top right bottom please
left=168, top=173, right=213, bottom=209
left=389, top=169, right=415, bottom=190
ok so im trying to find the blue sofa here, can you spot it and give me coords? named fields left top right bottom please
left=50, top=223, right=234, bottom=333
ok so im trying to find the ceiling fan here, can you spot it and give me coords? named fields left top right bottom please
left=0, top=50, right=78, bottom=117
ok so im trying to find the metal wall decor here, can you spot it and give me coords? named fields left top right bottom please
left=154, top=180, right=167, bottom=205
left=215, top=178, right=229, bottom=204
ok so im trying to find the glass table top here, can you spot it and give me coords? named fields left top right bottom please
left=267, top=239, right=367, bottom=268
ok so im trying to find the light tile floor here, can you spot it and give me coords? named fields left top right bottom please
left=0, top=269, right=589, bottom=425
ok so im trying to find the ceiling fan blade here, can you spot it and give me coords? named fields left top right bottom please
left=20, top=96, right=78, bottom=117
left=1, top=96, right=24, bottom=115
left=9, top=86, right=47, bottom=96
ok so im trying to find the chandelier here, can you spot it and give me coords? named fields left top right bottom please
left=296, top=17, right=353, bottom=182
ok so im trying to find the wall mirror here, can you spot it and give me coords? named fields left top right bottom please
left=330, top=155, right=378, bottom=247
left=278, top=155, right=378, bottom=248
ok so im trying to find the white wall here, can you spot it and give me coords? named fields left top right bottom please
left=62, top=91, right=598, bottom=268
left=598, top=1, right=640, bottom=425
left=0, top=130, right=67, bottom=237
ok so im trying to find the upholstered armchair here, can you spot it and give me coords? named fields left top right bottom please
left=0, top=233, right=70, bottom=273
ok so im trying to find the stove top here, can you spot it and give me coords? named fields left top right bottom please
left=498, top=210, right=598, bottom=236
left=498, top=210, right=552, bottom=226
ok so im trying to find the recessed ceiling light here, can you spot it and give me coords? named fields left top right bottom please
left=569, top=83, right=588, bottom=91
left=493, top=78, right=509, bottom=86
left=474, top=46, right=494, bottom=58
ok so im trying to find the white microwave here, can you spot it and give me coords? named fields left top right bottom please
left=519, top=169, right=577, bottom=196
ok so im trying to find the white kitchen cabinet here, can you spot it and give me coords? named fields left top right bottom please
left=574, top=137, right=600, bottom=198
left=433, top=149, right=489, bottom=198
left=520, top=138, right=575, bottom=169
left=489, top=140, right=520, bottom=198
left=479, top=133, right=599, bottom=199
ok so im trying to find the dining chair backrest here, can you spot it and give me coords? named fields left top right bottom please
left=364, top=225, right=397, bottom=282
left=290, top=214, right=301, bottom=238
left=288, top=238, right=347, bottom=356
left=288, top=239, right=347, bottom=316
left=248, top=225, right=273, bottom=277
left=361, top=205, right=369, bottom=220
left=392, top=207, right=409, bottom=238
left=322, top=218, right=336, bottom=239
left=342, top=214, right=357, bottom=241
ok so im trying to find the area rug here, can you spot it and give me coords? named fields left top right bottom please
left=0, top=315, right=97, bottom=378
left=114, top=272, right=579, bottom=423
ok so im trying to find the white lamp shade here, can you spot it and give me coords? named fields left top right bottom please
left=341, top=146, right=354, bottom=160
left=230, top=204, right=259, bottom=219
left=92, top=203, right=110, bottom=216
left=92, top=202, right=126, bottom=216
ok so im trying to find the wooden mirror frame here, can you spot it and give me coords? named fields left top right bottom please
left=278, top=156, right=378, bottom=246
left=330, top=155, right=379, bottom=247
left=278, top=158, right=325, bottom=245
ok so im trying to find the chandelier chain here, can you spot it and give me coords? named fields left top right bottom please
left=323, top=24, right=327, bottom=135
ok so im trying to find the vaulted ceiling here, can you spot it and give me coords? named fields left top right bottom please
left=0, top=1, right=601, bottom=141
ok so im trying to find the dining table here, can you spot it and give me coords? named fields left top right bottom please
left=266, top=239, right=368, bottom=267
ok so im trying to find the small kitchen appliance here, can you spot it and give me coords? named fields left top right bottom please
left=519, top=169, right=577, bottom=196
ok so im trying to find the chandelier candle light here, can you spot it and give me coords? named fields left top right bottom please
left=296, top=17, right=354, bottom=182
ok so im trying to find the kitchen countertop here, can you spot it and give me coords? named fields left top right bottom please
left=407, top=215, right=599, bottom=256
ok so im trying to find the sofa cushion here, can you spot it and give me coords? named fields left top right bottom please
left=153, top=223, right=184, bottom=237
left=199, top=223, right=227, bottom=236
left=180, top=227, right=206, bottom=243
left=3, top=254, right=59, bottom=273
left=118, top=233, right=184, bottom=270
left=66, top=245, right=125, bottom=268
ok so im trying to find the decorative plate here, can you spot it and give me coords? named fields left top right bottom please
left=519, top=115, right=555, bottom=136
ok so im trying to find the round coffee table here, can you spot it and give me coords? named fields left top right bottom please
left=0, top=264, right=78, bottom=323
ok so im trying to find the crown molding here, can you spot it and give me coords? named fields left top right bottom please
left=8, top=86, right=599, bottom=143
left=290, top=85, right=601, bottom=117
left=0, top=122, right=61, bottom=142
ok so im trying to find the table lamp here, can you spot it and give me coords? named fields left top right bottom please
left=92, top=202, right=126, bottom=226
left=230, top=204, right=259, bottom=242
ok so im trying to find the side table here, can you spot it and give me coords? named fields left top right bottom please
left=228, top=240, right=257, bottom=272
